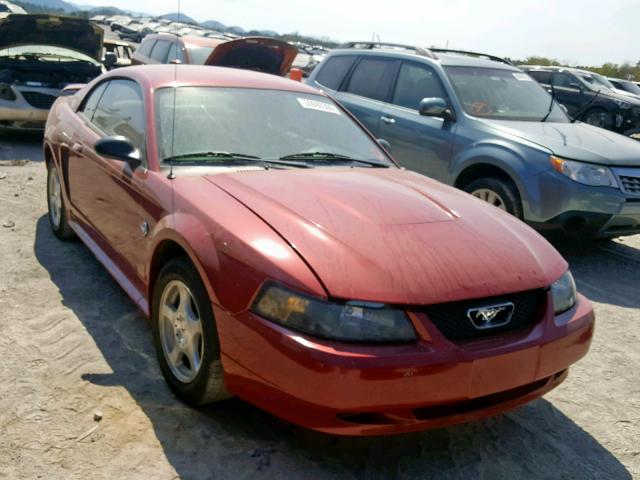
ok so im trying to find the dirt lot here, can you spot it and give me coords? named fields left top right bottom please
left=0, top=159, right=638, bottom=479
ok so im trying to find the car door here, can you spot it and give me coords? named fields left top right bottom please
left=378, top=61, right=455, bottom=181
left=550, top=72, right=588, bottom=117
left=334, top=56, right=399, bottom=137
left=72, top=79, right=158, bottom=291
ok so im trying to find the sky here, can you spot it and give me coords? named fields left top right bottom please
left=81, top=0, right=640, bottom=66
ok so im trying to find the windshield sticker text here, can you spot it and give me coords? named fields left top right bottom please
left=513, top=73, right=533, bottom=81
left=297, top=98, right=341, bottom=115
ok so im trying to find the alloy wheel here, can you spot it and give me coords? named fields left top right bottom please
left=48, top=167, right=62, bottom=228
left=471, top=188, right=507, bottom=211
left=159, top=280, right=204, bottom=383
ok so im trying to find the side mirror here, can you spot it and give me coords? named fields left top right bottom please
left=95, top=136, right=141, bottom=169
left=103, top=52, right=118, bottom=69
left=419, top=97, right=455, bottom=121
left=377, top=138, right=391, bottom=151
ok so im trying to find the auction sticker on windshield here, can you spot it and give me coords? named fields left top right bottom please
left=297, top=98, right=342, bottom=115
left=513, top=73, right=533, bottom=81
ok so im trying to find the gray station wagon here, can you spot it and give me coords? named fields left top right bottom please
left=307, top=42, right=640, bottom=239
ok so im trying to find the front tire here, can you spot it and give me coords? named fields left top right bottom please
left=463, top=177, right=523, bottom=218
left=582, top=107, right=613, bottom=130
left=47, top=164, right=75, bottom=240
left=152, top=257, right=230, bottom=405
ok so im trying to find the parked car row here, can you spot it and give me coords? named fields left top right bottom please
left=522, top=65, right=640, bottom=139
left=307, top=42, right=640, bottom=239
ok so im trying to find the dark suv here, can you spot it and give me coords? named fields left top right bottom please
left=307, top=43, right=640, bottom=239
left=522, top=66, right=640, bottom=138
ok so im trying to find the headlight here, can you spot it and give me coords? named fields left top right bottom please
left=550, top=156, right=618, bottom=187
left=0, top=83, right=16, bottom=101
left=551, top=271, right=577, bottom=315
left=613, top=99, right=631, bottom=109
left=251, top=284, right=417, bottom=343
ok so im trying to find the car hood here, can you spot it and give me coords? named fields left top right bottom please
left=204, top=37, right=298, bottom=76
left=207, top=168, right=566, bottom=305
left=0, top=14, right=103, bottom=61
left=488, top=120, right=640, bottom=166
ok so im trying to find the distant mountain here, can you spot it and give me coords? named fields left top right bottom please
left=160, top=12, right=197, bottom=24
left=226, top=25, right=246, bottom=35
left=200, top=19, right=226, bottom=31
left=16, top=0, right=77, bottom=11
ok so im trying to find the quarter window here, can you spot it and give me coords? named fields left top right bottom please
left=150, top=40, right=172, bottom=63
left=92, top=79, right=146, bottom=161
left=79, top=82, right=108, bottom=120
left=392, top=62, right=446, bottom=110
left=315, top=55, right=357, bottom=90
left=136, top=38, right=155, bottom=58
left=344, top=58, right=397, bottom=102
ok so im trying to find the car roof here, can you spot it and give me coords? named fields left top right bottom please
left=328, top=48, right=519, bottom=70
left=146, top=32, right=224, bottom=48
left=523, top=65, right=597, bottom=76
left=104, top=64, right=322, bottom=94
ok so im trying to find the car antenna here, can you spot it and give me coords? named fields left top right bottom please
left=167, top=0, right=181, bottom=180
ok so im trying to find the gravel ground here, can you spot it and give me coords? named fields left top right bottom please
left=0, top=160, right=638, bottom=480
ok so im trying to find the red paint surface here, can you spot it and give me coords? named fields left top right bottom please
left=44, top=65, right=595, bottom=435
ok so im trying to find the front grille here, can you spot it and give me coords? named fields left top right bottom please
left=619, top=175, right=640, bottom=196
left=423, top=289, right=545, bottom=341
left=21, top=91, right=57, bottom=109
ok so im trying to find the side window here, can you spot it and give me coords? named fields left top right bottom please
left=527, top=70, right=552, bottom=84
left=344, top=57, right=397, bottom=102
left=79, top=82, right=109, bottom=121
left=166, top=42, right=186, bottom=64
left=553, top=73, right=577, bottom=88
left=150, top=40, right=172, bottom=63
left=392, top=62, right=446, bottom=110
left=136, top=38, right=155, bottom=58
left=315, top=55, right=357, bottom=90
left=92, top=80, right=146, bottom=161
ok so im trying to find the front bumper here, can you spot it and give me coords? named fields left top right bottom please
left=215, top=293, right=594, bottom=436
left=524, top=168, right=640, bottom=238
left=0, top=86, right=59, bottom=130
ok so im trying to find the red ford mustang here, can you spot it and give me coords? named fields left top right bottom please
left=43, top=65, right=594, bottom=436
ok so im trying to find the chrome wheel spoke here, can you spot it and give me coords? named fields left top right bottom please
left=159, top=279, right=205, bottom=384
left=472, top=188, right=507, bottom=212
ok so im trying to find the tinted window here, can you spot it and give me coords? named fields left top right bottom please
left=345, top=58, right=397, bottom=102
left=527, top=70, right=552, bottom=84
left=392, top=62, right=446, bottom=110
left=93, top=80, right=146, bottom=159
left=136, top=38, right=155, bottom=57
left=553, top=72, right=577, bottom=88
left=150, top=40, right=172, bottom=63
left=80, top=82, right=108, bottom=120
left=167, top=42, right=186, bottom=63
left=315, top=56, right=357, bottom=90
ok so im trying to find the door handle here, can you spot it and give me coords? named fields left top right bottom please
left=71, top=142, right=83, bottom=154
left=381, top=116, right=396, bottom=125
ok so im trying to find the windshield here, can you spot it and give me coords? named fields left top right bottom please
left=185, top=45, right=214, bottom=64
left=576, top=72, right=614, bottom=93
left=0, top=45, right=99, bottom=64
left=445, top=66, right=569, bottom=122
left=155, top=87, right=391, bottom=165
left=616, top=79, right=640, bottom=95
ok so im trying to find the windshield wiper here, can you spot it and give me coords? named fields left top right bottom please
left=165, top=151, right=311, bottom=168
left=541, top=72, right=556, bottom=122
left=279, top=152, right=389, bottom=168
